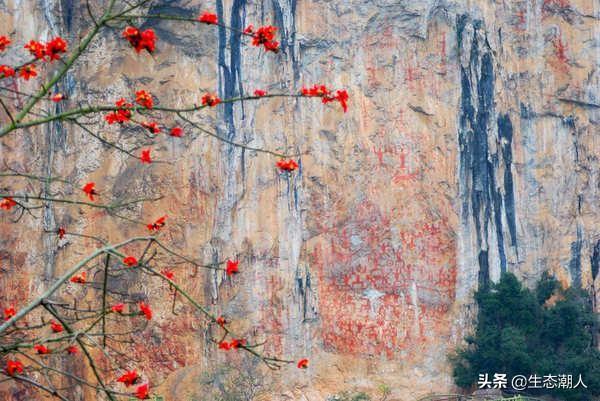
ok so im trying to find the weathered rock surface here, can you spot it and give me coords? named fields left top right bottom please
left=0, top=0, right=598, bottom=400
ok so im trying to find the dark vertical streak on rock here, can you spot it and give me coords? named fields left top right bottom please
left=271, top=0, right=299, bottom=82
left=591, top=240, right=600, bottom=282
left=569, top=226, right=583, bottom=288
left=457, top=15, right=518, bottom=286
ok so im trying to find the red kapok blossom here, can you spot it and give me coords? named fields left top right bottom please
left=301, top=84, right=330, bottom=97
left=251, top=26, right=279, bottom=53
left=322, top=89, right=349, bottom=113
left=123, top=27, right=156, bottom=53
left=67, top=345, right=78, bottom=355
left=135, top=383, right=150, bottom=399
left=123, top=256, right=138, bottom=267
left=0, top=36, right=11, bottom=51
left=111, top=303, right=125, bottom=313
left=169, top=127, right=184, bottom=137
left=24, top=40, right=46, bottom=59
left=117, top=370, right=140, bottom=387
left=201, top=93, right=221, bottom=107
left=82, top=182, right=97, bottom=201
left=0, top=197, right=17, bottom=210
left=218, top=341, right=231, bottom=350
left=297, top=358, right=309, bottom=369
left=253, top=89, right=267, bottom=97
left=138, top=302, right=152, bottom=320
left=243, top=25, right=254, bottom=34
left=276, top=159, right=299, bottom=172
left=198, top=12, right=218, bottom=24
left=19, top=64, right=37, bottom=80
left=34, top=344, right=51, bottom=354
left=216, top=316, right=226, bottom=326
left=50, top=320, right=63, bottom=333
left=161, top=269, right=174, bottom=280
left=225, top=260, right=239, bottom=276
left=57, top=227, right=66, bottom=239
left=140, top=149, right=152, bottom=164
left=70, top=271, right=86, bottom=284
left=230, top=338, right=246, bottom=349
left=147, top=215, right=167, bottom=231
left=0, top=65, right=15, bottom=78
left=135, top=90, right=153, bottom=109
left=51, top=93, right=66, bottom=102
left=4, top=306, right=16, bottom=321
left=46, top=37, right=67, bottom=61
left=141, top=121, right=161, bottom=134
left=5, top=360, right=23, bottom=376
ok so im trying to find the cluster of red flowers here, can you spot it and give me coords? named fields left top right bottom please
left=4, top=306, right=16, bottom=321
left=0, top=35, right=10, bottom=51
left=123, top=256, right=138, bottom=267
left=122, top=27, right=156, bottom=53
left=225, top=260, right=239, bottom=276
left=117, top=370, right=149, bottom=399
left=0, top=196, right=17, bottom=210
left=50, top=320, right=63, bottom=333
left=201, top=93, right=221, bottom=107
left=140, top=149, right=152, bottom=164
left=82, top=182, right=98, bottom=201
left=105, top=98, right=133, bottom=125
left=140, top=121, right=161, bottom=133
left=218, top=338, right=246, bottom=350
left=276, top=159, right=299, bottom=172
left=111, top=303, right=125, bottom=313
left=301, top=84, right=349, bottom=113
left=5, top=360, right=23, bottom=376
left=245, top=25, right=279, bottom=53
left=147, top=215, right=167, bottom=231
left=170, top=127, right=184, bottom=137
left=34, top=344, right=50, bottom=354
left=70, top=271, right=86, bottom=284
left=135, top=90, right=154, bottom=109
left=138, top=302, right=152, bottom=320
left=24, top=37, right=67, bottom=61
left=216, top=316, right=226, bottom=326
left=0, top=65, right=15, bottom=78
left=253, top=89, right=267, bottom=97
left=197, top=12, right=218, bottom=24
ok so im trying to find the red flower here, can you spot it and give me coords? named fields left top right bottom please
left=19, top=64, right=37, bottom=80
left=82, top=182, right=97, bottom=201
left=169, top=127, right=183, bottom=137
left=111, top=303, right=125, bottom=313
left=201, top=93, right=221, bottom=107
left=225, top=260, right=239, bottom=276
left=301, top=84, right=330, bottom=97
left=57, top=227, right=66, bottom=239
left=105, top=98, right=133, bottom=124
left=243, top=25, right=254, bottom=34
left=322, top=89, right=349, bottom=113
left=135, top=383, right=150, bottom=399
left=67, top=345, right=78, bottom=355
left=24, top=40, right=46, bottom=59
left=4, top=306, right=16, bottom=321
left=123, top=27, right=156, bottom=53
left=141, top=121, right=161, bottom=134
left=276, top=159, right=299, bottom=172
left=5, top=360, right=23, bottom=376
left=50, top=320, right=63, bottom=333
left=198, top=12, right=218, bottom=24
left=253, top=89, right=267, bottom=97
left=117, top=370, right=140, bottom=387
left=70, top=271, right=86, bottom=284
left=251, top=26, right=279, bottom=53
left=34, top=344, right=51, bottom=354
left=0, top=197, right=17, bottom=210
left=135, top=90, right=153, bottom=109
left=140, top=149, right=152, bottom=164
left=161, top=269, right=174, bottom=280
left=0, top=35, right=11, bottom=51
left=51, top=93, right=66, bottom=102
left=138, top=302, right=152, bottom=320
left=123, top=256, right=138, bottom=267
left=218, top=341, right=231, bottom=350
left=229, top=338, right=246, bottom=349
left=0, top=65, right=15, bottom=78
left=216, top=316, right=226, bottom=326
left=147, top=215, right=167, bottom=231
left=46, top=37, right=67, bottom=61
left=297, top=358, right=309, bottom=369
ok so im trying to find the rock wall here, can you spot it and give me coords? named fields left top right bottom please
left=0, top=0, right=598, bottom=400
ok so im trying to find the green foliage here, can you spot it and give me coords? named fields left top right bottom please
left=327, top=391, right=371, bottom=401
left=450, top=272, right=600, bottom=401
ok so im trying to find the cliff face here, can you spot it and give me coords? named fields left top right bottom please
left=0, top=0, right=598, bottom=400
